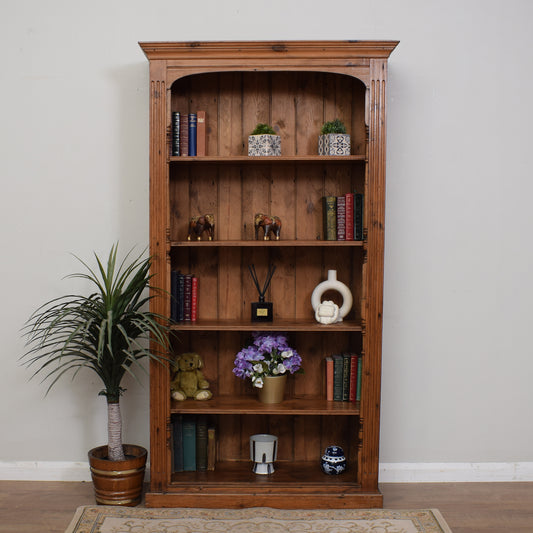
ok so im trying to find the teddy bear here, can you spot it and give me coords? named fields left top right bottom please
left=170, top=352, right=212, bottom=401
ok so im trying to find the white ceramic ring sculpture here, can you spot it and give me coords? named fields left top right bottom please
left=311, top=270, right=353, bottom=324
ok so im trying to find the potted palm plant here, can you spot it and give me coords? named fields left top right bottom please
left=21, top=244, right=168, bottom=506
left=248, top=123, right=281, bottom=156
left=318, top=118, right=351, bottom=155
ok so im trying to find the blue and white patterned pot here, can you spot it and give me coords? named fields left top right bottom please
left=318, top=134, right=351, bottom=156
left=248, top=134, right=281, bottom=156
left=321, top=445, right=346, bottom=475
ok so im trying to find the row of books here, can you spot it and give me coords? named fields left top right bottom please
left=171, top=414, right=215, bottom=472
left=322, top=192, right=364, bottom=241
left=325, top=353, right=362, bottom=402
left=170, top=271, right=198, bottom=322
left=171, top=111, right=206, bottom=157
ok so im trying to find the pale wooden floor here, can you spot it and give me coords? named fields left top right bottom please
left=1, top=481, right=532, bottom=532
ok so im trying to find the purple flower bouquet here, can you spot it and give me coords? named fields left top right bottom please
left=233, top=332, right=302, bottom=389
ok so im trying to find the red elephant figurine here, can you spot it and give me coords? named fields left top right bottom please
left=254, top=213, right=282, bottom=241
left=188, top=214, right=215, bottom=241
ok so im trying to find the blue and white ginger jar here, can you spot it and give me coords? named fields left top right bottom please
left=321, top=445, right=346, bottom=475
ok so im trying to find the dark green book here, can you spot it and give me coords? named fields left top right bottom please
left=322, top=196, right=337, bottom=240
left=182, top=415, right=196, bottom=471
left=354, top=192, right=364, bottom=241
left=356, top=355, right=363, bottom=402
left=332, top=354, right=344, bottom=401
left=171, top=413, right=183, bottom=473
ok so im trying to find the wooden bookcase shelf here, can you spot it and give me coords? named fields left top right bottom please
left=169, top=155, right=367, bottom=163
left=170, top=460, right=362, bottom=486
left=170, top=397, right=360, bottom=415
left=170, top=240, right=364, bottom=248
left=140, top=40, right=397, bottom=509
left=170, top=318, right=363, bottom=332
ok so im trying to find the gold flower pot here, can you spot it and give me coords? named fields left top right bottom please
left=257, top=374, right=287, bottom=404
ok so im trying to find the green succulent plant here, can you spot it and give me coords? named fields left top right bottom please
left=251, top=123, right=277, bottom=135
left=21, top=244, right=169, bottom=461
left=320, top=119, right=347, bottom=135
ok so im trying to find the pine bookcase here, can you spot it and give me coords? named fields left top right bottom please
left=140, top=40, right=398, bottom=508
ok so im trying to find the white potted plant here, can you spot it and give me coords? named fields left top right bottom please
left=248, top=123, right=281, bottom=156
left=318, top=119, right=351, bottom=155
left=21, top=244, right=168, bottom=506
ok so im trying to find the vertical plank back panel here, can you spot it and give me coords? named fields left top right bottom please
left=169, top=167, right=190, bottom=242
left=218, top=73, right=243, bottom=157
left=272, top=72, right=296, bottom=155
left=270, top=248, right=295, bottom=320
left=296, top=164, right=323, bottom=240
left=189, top=74, right=218, bottom=157
left=295, top=72, right=323, bottom=155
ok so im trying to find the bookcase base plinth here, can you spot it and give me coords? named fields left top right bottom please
left=145, top=489, right=383, bottom=509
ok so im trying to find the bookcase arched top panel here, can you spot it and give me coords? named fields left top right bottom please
left=165, top=67, right=371, bottom=88
left=169, top=69, right=369, bottom=87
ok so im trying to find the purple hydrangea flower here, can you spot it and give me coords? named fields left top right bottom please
left=233, top=332, right=302, bottom=388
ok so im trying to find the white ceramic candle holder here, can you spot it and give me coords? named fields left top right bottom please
left=311, top=270, right=353, bottom=324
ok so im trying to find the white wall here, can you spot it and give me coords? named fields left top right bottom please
left=1, top=0, right=532, bottom=480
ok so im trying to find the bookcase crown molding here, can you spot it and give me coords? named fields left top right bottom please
left=139, top=40, right=399, bottom=61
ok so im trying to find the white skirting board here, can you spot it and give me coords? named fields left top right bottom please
left=1, top=461, right=533, bottom=482
left=0, top=461, right=93, bottom=482
left=379, top=462, right=533, bottom=482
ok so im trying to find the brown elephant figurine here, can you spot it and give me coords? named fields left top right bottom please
left=188, top=214, right=215, bottom=241
left=254, top=213, right=282, bottom=241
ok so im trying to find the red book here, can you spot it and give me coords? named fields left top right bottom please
left=196, top=111, right=206, bottom=156
left=325, top=356, right=334, bottom=401
left=345, top=193, right=354, bottom=240
left=183, top=274, right=192, bottom=321
left=191, top=276, right=198, bottom=321
left=349, top=354, right=359, bottom=403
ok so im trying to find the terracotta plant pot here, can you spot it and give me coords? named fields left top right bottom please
left=88, top=444, right=147, bottom=506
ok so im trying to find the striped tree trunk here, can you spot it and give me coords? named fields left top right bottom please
left=107, top=401, right=125, bottom=461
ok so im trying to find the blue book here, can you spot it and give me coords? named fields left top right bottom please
left=177, top=272, right=185, bottom=322
left=182, top=415, right=196, bottom=471
left=188, top=113, right=197, bottom=156
left=170, top=270, right=179, bottom=321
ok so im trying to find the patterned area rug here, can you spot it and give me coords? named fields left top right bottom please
left=65, top=506, right=453, bottom=533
